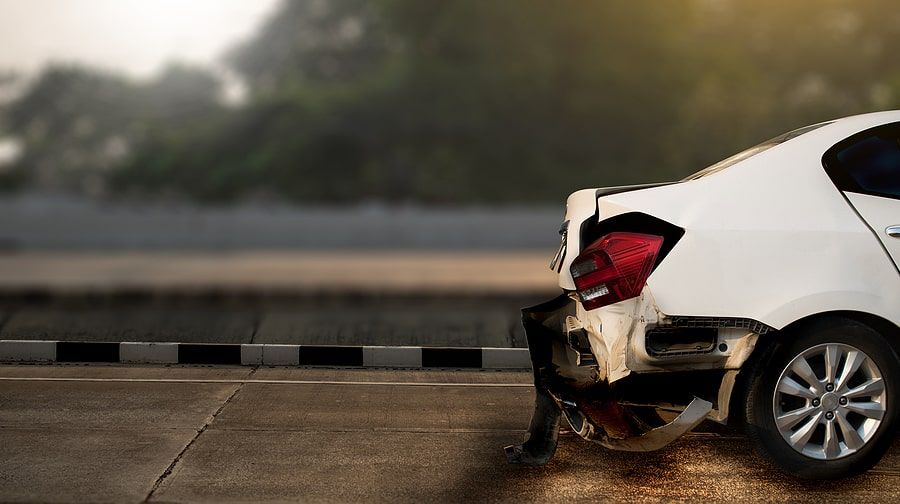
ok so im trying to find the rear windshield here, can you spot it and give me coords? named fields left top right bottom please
left=683, top=121, right=833, bottom=181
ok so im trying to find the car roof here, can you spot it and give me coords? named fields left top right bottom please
left=809, top=110, right=900, bottom=146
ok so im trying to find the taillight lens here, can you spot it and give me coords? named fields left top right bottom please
left=570, top=232, right=663, bottom=310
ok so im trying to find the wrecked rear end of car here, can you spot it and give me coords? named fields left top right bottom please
left=506, top=186, right=766, bottom=465
left=505, top=292, right=766, bottom=464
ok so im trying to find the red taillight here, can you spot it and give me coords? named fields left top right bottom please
left=570, top=232, right=663, bottom=310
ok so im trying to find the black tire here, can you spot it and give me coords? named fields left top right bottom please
left=743, top=317, right=899, bottom=479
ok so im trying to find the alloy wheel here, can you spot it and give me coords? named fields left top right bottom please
left=773, top=343, right=887, bottom=460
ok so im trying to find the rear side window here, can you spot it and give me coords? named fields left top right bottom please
left=823, top=122, right=900, bottom=200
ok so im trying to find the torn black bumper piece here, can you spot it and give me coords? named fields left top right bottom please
left=505, top=294, right=712, bottom=465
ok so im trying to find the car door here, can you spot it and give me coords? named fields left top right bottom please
left=823, top=122, right=900, bottom=269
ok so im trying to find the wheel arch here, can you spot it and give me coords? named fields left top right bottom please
left=728, top=310, right=900, bottom=428
left=777, top=310, right=900, bottom=355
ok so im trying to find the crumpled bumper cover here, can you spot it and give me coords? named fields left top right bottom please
left=505, top=294, right=712, bottom=465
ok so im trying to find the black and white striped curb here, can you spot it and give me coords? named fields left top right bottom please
left=0, top=341, right=531, bottom=369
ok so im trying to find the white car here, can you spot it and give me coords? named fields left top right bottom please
left=506, top=110, right=900, bottom=479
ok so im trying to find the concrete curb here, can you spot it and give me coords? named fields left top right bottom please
left=0, top=340, right=531, bottom=369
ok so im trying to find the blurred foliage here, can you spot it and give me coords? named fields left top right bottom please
left=2, top=0, right=900, bottom=204
left=5, top=64, right=222, bottom=196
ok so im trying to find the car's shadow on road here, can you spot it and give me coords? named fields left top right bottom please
left=441, top=431, right=898, bottom=502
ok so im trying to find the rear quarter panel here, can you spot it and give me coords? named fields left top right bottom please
left=597, top=119, right=900, bottom=329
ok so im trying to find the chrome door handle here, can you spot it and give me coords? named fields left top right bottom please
left=888, top=226, right=900, bottom=238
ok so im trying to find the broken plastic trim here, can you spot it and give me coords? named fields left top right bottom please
left=558, top=395, right=712, bottom=451
left=667, top=316, right=774, bottom=335
left=505, top=294, right=569, bottom=465
left=505, top=293, right=714, bottom=465
left=504, top=389, right=561, bottom=465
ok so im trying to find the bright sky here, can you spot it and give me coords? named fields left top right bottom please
left=0, top=0, right=280, bottom=79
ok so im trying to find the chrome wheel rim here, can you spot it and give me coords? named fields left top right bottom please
left=773, top=343, right=887, bottom=460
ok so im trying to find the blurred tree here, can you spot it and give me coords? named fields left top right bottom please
left=228, top=0, right=394, bottom=95
left=217, top=0, right=699, bottom=203
left=146, top=63, right=223, bottom=119
left=5, top=66, right=142, bottom=195
left=8, top=64, right=224, bottom=197
left=0, top=71, right=26, bottom=191
left=664, top=0, right=900, bottom=172
left=376, top=0, right=697, bottom=200
left=8, top=0, right=900, bottom=204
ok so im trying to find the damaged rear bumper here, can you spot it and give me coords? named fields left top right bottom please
left=505, top=293, right=718, bottom=464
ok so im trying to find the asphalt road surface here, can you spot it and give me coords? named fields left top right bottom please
left=2, top=364, right=900, bottom=503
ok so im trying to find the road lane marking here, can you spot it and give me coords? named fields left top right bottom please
left=0, top=377, right=533, bottom=387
